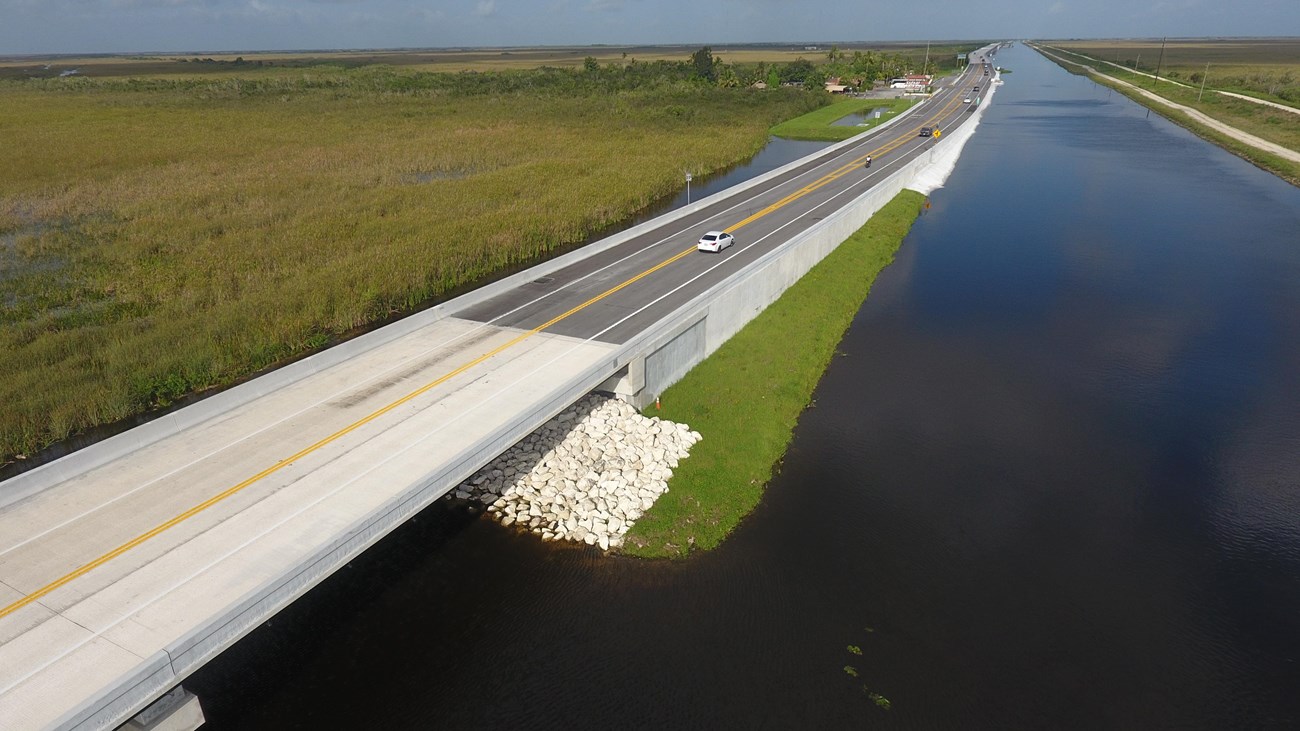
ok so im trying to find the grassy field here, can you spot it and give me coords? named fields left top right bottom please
left=0, top=42, right=982, bottom=80
left=1041, top=38, right=1300, bottom=105
left=771, top=97, right=917, bottom=141
left=621, top=190, right=925, bottom=559
left=0, top=67, right=825, bottom=464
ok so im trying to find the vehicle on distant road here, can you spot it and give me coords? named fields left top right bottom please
left=697, top=231, right=735, bottom=253
left=963, top=97, right=972, bottom=104
left=919, top=126, right=934, bottom=137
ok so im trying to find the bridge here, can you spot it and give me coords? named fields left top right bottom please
left=0, top=48, right=999, bottom=730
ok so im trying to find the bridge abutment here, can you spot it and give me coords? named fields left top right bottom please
left=117, top=686, right=203, bottom=731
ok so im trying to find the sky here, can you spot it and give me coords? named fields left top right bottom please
left=0, top=0, right=1295, bottom=56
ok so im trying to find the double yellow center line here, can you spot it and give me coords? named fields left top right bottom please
left=0, top=78, right=971, bottom=621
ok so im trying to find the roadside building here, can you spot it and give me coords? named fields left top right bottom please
left=903, top=74, right=932, bottom=92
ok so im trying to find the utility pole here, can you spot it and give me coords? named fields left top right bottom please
left=1154, top=36, right=1167, bottom=84
left=923, top=41, right=930, bottom=77
left=1198, top=62, right=1210, bottom=102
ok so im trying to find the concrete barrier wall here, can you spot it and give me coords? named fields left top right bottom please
left=614, top=56, right=1007, bottom=404
left=615, top=144, right=933, bottom=408
left=60, top=652, right=174, bottom=731
left=0, top=99, right=928, bottom=512
left=643, top=317, right=707, bottom=400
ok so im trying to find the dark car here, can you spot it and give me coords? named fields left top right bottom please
left=919, top=126, right=934, bottom=137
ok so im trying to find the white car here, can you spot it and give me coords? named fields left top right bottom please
left=963, top=97, right=972, bottom=103
left=697, top=231, right=735, bottom=253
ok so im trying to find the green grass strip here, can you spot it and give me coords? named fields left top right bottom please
left=621, top=190, right=926, bottom=559
left=771, top=97, right=916, bottom=141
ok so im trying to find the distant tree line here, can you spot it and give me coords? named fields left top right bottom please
left=23, top=46, right=969, bottom=99
left=179, top=57, right=267, bottom=66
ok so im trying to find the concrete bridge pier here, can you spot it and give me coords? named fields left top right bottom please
left=117, top=686, right=204, bottom=731
left=598, top=310, right=709, bottom=411
left=597, top=354, right=647, bottom=407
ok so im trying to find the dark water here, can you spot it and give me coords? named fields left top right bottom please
left=649, top=135, right=830, bottom=212
left=188, top=44, right=1300, bottom=729
left=831, top=106, right=894, bottom=127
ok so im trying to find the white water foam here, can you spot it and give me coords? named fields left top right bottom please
left=909, top=70, right=1001, bottom=195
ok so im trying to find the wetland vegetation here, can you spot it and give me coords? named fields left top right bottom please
left=0, top=42, right=972, bottom=467
left=0, top=60, right=826, bottom=464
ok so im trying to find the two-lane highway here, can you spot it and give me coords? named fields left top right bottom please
left=458, top=57, right=992, bottom=343
left=0, top=49, right=997, bottom=730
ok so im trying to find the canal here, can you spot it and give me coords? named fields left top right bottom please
left=188, top=43, right=1300, bottom=729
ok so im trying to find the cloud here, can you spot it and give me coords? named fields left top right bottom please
left=107, top=0, right=205, bottom=7
left=411, top=5, right=446, bottom=22
left=244, top=0, right=292, bottom=19
left=475, top=0, right=495, bottom=16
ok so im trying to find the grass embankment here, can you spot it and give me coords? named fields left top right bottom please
left=621, top=190, right=925, bottom=559
left=0, top=68, right=825, bottom=462
left=1034, top=46, right=1300, bottom=186
left=771, top=97, right=917, bottom=141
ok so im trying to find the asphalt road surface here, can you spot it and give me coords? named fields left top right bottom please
left=456, top=56, right=993, bottom=344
